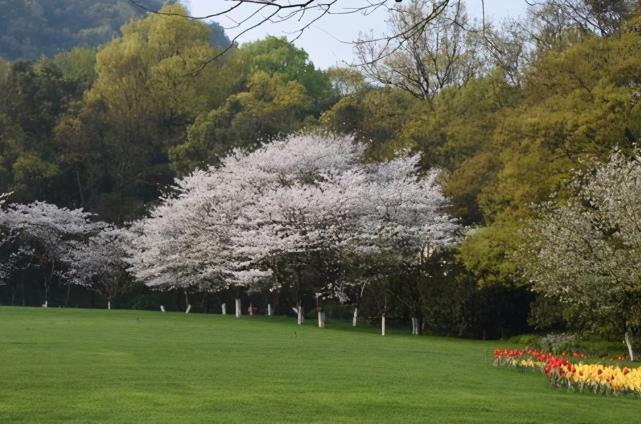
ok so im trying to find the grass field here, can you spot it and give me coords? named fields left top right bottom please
left=0, top=307, right=639, bottom=423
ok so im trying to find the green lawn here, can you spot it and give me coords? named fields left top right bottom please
left=0, top=307, right=639, bottom=423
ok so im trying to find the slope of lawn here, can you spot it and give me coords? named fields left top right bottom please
left=0, top=307, right=639, bottom=423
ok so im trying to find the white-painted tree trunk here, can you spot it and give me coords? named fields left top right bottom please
left=352, top=307, right=358, bottom=327
left=317, top=311, right=326, bottom=328
left=185, top=304, right=192, bottom=314
left=221, top=303, right=227, bottom=315
left=297, top=304, right=304, bottom=325
left=160, top=305, right=165, bottom=312
left=235, top=298, right=242, bottom=318
left=625, top=331, right=635, bottom=361
left=411, top=317, right=419, bottom=335
left=42, top=300, right=48, bottom=308
left=381, top=315, right=386, bottom=336
left=107, top=301, right=111, bottom=310
left=267, top=304, right=272, bottom=316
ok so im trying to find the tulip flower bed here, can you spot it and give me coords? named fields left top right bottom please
left=494, top=349, right=641, bottom=398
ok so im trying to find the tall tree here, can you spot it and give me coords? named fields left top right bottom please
left=356, top=0, right=486, bottom=104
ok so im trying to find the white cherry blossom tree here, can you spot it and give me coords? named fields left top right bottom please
left=0, top=201, right=103, bottom=307
left=519, top=148, right=641, bottom=360
left=61, top=226, right=131, bottom=310
left=128, top=133, right=459, bottom=331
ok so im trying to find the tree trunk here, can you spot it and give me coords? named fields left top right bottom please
left=381, top=314, right=386, bottom=336
left=267, top=303, right=272, bottom=316
left=625, top=330, right=635, bottom=361
left=352, top=307, right=358, bottom=327
left=65, top=284, right=71, bottom=307
left=317, top=311, right=326, bottom=328
left=411, top=317, right=419, bottom=335
left=44, top=260, right=55, bottom=307
left=160, top=305, right=166, bottom=312
left=19, top=274, right=25, bottom=306
left=75, top=168, right=85, bottom=208
left=221, top=303, right=227, bottom=315
left=107, top=300, right=112, bottom=310
left=201, top=292, right=209, bottom=313
left=297, top=303, right=304, bottom=325
left=235, top=298, right=242, bottom=318
left=43, top=281, right=49, bottom=308
left=184, top=291, right=191, bottom=314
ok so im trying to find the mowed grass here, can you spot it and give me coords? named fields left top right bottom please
left=0, top=307, right=639, bottom=423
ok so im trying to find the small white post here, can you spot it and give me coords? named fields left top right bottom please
left=160, top=305, right=166, bottom=312
left=267, top=304, right=272, bottom=316
left=381, top=315, right=386, bottom=336
left=235, top=298, right=242, bottom=318
left=352, top=307, right=358, bottom=327
left=221, top=303, right=227, bottom=315
left=185, top=304, right=192, bottom=314
left=317, top=311, right=326, bottom=328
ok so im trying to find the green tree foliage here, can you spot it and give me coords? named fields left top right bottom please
left=220, top=37, right=334, bottom=112
left=169, top=37, right=333, bottom=174
left=322, top=72, right=521, bottom=224
left=459, top=22, right=641, bottom=286
left=51, top=48, right=98, bottom=90
left=0, top=59, right=84, bottom=203
left=169, top=71, right=311, bottom=174
left=56, top=4, right=222, bottom=222
left=321, top=88, right=420, bottom=161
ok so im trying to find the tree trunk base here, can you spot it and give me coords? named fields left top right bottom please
left=297, top=304, right=304, bottom=325
left=625, top=331, right=635, bottom=361
left=235, top=298, right=242, bottom=318
left=411, top=317, right=420, bottom=335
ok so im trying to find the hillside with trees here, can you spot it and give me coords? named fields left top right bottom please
left=0, top=0, right=230, bottom=60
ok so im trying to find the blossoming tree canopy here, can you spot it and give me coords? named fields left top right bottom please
left=0, top=200, right=104, bottom=305
left=128, top=133, right=460, bottom=327
left=518, top=148, right=641, bottom=360
left=61, top=226, right=131, bottom=309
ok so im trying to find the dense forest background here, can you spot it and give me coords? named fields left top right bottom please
left=1, top=0, right=640, bottom=340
